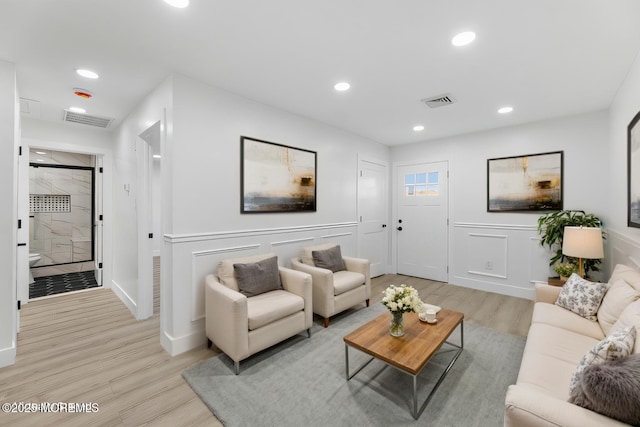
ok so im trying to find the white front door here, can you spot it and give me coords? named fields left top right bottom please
left=358, top=158, right=388, bottom=277
left=396, top=161, right=448, bottom=282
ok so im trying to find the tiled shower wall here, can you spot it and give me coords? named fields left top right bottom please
left=29, top=150, right=95, bottom=273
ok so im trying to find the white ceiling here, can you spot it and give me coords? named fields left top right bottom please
left=2, top=0, right=640, bottom=146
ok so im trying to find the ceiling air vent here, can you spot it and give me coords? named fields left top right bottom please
left=421, top=93, right=456, bottom=109
left=63, top=109, right=113, bottom=128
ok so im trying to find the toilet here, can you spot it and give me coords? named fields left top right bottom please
left=29, top=253, right=41, bottom=284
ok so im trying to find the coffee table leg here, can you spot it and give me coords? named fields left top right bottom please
left=345, top=343, right=375, bottom=380
left=411, top=320, right=464, bottom=419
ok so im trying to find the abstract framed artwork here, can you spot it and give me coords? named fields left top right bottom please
left=629, top=111, right=640, bottom=228
left=241, top=136, right=316, bottom=213
left=487, top=151, right=563, bottom=212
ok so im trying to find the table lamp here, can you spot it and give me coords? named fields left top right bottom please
left=562, top=226, right=604, bottom=278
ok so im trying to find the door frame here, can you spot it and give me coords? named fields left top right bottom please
left=391, top=159, right=450, bottom=279
left=19, top=138, right=113, bottom=301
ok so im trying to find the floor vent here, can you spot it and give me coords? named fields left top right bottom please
left=421, top=93, right=456, bottom=108
left=63, top=110, right=113, bottom=128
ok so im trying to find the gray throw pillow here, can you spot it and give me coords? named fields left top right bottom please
left=233, top=256, right=282, bottom=297
left=569, top=353, right=640, bottom=426
left=312, top=245, right=346, bottom=273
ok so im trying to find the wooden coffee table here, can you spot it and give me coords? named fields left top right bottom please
left=343, top=308, right=464, bottom=420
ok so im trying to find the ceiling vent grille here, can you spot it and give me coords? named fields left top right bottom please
left=63, top=110, right=113, bottom=128
left=421, top=93, right=456, bottom=108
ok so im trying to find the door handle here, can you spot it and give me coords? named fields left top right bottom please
left=397, top=226, right=403, bottom=231
left=382, top=224, right=387, bottom=228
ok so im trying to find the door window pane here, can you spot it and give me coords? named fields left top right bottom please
left=405, top=171, right=440, bottom=196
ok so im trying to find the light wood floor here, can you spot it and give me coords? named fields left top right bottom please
left=0, top=263, right=532, bottom=426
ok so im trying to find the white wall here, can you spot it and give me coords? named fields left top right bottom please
left=0, top=60, right=18, bottom=367
left=391, top=110, right=610, bottom=298
left=161, top=73, right=388, bottom=355
left=111, top=77, right=172, bottom=318
left=607, top=48, right=640, bottom=270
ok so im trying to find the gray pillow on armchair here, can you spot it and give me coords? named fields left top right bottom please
left=312, top=245, right=346, bottom=273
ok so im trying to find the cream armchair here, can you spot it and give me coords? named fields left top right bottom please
left=291, top=243, right=370, bottom=327
left=205, top=253, right=312, bottom=374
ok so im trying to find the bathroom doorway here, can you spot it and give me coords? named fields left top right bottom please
left=28, top=149, right=100, bottom=299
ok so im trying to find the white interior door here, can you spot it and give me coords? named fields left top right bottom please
left=358, top=158, right=388, bottom=278
left=396, top=161, right=448, bottom=282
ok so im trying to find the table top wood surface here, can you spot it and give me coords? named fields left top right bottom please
left=343, top=308, right=464, bottom=376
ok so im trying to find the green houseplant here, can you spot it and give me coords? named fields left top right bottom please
left=537, top=210, right=605, bottom=277
left=553, top=262, right=578, bottom=281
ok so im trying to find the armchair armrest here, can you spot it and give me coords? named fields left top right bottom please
left=535, top=283, right=562, bottom=304
left=279, top=267, right=313, bottom=329
left=343, top=256, right=371, bottom=299
left=505, top=385, right=627, bottom=427
left=205, top=274, right=249, bottom=362
left=291, top=258, right=336, bottom=316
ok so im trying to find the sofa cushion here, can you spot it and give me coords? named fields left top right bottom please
left=531, top=303, right=605, bottom=340
left=218, top=253, right=277, bottom=292
left=234, top=256, right=282, bottom=297
left=610, top=299, right=640, bottom=354
left=555, top=274, right=607, bottom=321
left=516, top=323, right=599, bottom=400
left=597, top=278, right=640, bottom=335
left=569, top=354, right=640, bottom=426
left=312, top=245, right=346, bottom=272
left=333, top=270, right=365, bottom=296
left=568, top=326, right=636, bottom=393
left=301, top=243, right=337, bottom=266
left=608, top=263, right=640, bottom=293
left=246, top=290, right=304, bottom=331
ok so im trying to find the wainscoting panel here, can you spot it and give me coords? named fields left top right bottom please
left=466, top=233, right=508, bottom=279
left=452, top=222, right=543, bottom=300
left=606, top=229, right=640, bottom=274
left=165, top=222, right=359, bottom=351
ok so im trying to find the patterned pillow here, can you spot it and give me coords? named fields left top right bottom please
left=555, top=273, right=607, bottom=321
left=569, top=325, right=636, bottom=393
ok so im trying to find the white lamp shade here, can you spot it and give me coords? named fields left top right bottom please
left=562, top=226, right=604, bottom=259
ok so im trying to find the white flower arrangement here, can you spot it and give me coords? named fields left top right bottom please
left=381, top=284, right=423, bottom=313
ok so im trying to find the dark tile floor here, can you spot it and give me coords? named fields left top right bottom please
left=30, top=271, right=100, bottom=299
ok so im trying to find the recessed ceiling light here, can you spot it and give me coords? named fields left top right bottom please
left=69, top=107, right=86, bottom=114
left=35, top=151, right=47, bottom=155
left=36, top=159, right=44, bottom=162
left=451, top=31, right=476, bottom=47
left=164, top=0, right=189, bottom=8
left=76, top=69, right=99, bottom=79
left=153, top=154, right=162, bottom=159
left=413, top=125, right=425, bottom=132
left=334, top=82, right=351, bottom=91
left=498, top=106, right=514, bottom=114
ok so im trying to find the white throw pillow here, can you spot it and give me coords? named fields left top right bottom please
left=598, top=278, right=640, bottom=334
left=555, top=273, right=607, bottom=321
left=610, top=299, right=640, bottom=354
left=569, top=325, right=636, bottom=393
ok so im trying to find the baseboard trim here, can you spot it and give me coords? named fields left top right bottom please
left=0, top=344, right=16, bottom=368
left=161, top=327, right=205, bottom=356
left=451, top=276, right=535, bottom=300
left=111, top=279, right=137, bottom=318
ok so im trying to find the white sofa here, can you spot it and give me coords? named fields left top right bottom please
left=505, top=264, right=640, bottom=426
